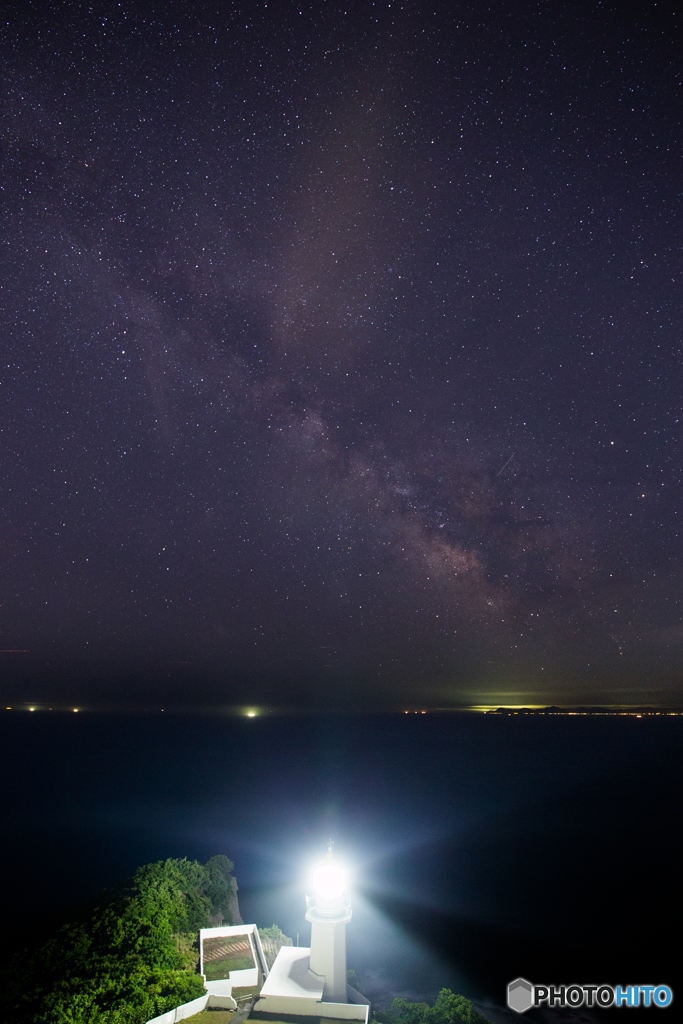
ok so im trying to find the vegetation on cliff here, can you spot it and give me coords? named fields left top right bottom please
left=257, top=924, right=293, bottom=970
left=0, top=855, right=238, bottom=1024
left=373, top=990, right=493, bottom=1024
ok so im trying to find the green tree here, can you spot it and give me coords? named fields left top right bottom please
left=429, top=989, right=491, bottom=1024
left=205, top=855, right=237, bottom=923
left=384, top=996, right=430, bottom=1024
left=374, top=989, right=492, bottom=1024
left=258, top=924, right=291, bottom=943
left=0, top=854, right=237, bottom=1024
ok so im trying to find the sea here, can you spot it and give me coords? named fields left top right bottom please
left=1, top=710, right=679, bottom=1021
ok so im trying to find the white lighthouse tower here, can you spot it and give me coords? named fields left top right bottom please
left=254, top=843, right=369, bottom=1023
left=306, top=842, right=352, bottom=1001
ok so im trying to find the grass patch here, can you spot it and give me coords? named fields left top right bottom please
left=185, top=1011, right=236, bottom=1022
left=232, top=985, right=262, bottom=998
left=249, top=1015, right=325, bottom=1024
left=204, top=956, right=254, bottom=981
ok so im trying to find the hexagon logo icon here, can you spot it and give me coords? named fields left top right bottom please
left=507, top=977, right=534, bottom=1013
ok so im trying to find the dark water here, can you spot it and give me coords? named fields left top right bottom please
left=1, top=712, right=680, bottom=1019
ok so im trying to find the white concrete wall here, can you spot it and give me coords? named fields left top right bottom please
left=145, top=991, right=239, bottom=1023
left=319, top=1000, right=370, bottom=1023
left=146, top=994, right=209, bottom=1024
left=207, top=993, right=238, bottom=1008
left=252, top=925, right=270, bottom=977
left=174, top=996, right=211, bottom=1021
left=228, top=966, right=259, bottom=986
left=256, top=994, right=326, bottom=1016
left=204, top=979, right=234, bottom=997
left=146, top=1009, right=177, bottom=1024
left=255, top=994, right=369, bottom=1023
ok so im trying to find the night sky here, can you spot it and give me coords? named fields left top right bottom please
left=2, top=0, right=682, bottom=710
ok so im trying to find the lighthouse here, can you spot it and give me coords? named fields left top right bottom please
left=254, top=843, right=369, bottom=1022
left=306, top=843, right=352, bottom=1001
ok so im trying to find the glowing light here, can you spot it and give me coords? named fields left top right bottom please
left=29, top=707, right=35, bottom=711
left=73, top=708, right=79, bottom=712
left=312, top=861, right=346, bottom=902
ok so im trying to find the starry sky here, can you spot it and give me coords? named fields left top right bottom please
left=2, top=0, right=682, bottom=710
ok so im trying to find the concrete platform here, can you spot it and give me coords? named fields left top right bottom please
left=255, top=947, right=369, bottom=1023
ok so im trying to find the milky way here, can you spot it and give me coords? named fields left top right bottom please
left=2, top=1, right=681, bottom=707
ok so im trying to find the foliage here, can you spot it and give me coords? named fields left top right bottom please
left=258, top=923, right=293, bottom=970
left=258, top=924, right=291, bottom=943
left=204, top=855, right=238, bottom=923
left=430, top=989, right=492, bottom=1024
left=373, top=989, right=492, bottom=1024
left=0, top=855, right=237, bottom=1024
left=174, top=931, right=202, bottom=972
